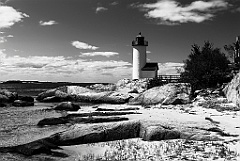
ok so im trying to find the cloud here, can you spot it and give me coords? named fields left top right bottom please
left=0, top=51, right=132, bottom=82
left=0, top=32, right=13, bottom=43
left=134, top=0, right=229, bottom=25
left=72, top=41, right=99, bottom=50
left=39, top=20, right=58, bottom=26
left=0, top=5, right=29, bottom=29
left=146, top=50, right=151, bottom=54
left=0, top=36, right=7, bottom=43
left=95, top=7, right=108, bottom=13
left=110, top=2, right=119, bottom=6
left=80, top=52, right=118, bottom=57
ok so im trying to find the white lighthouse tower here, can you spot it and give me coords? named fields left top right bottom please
left=132, top=33, right=148, bottom=79
left=132, top=33, right=158, bottom=79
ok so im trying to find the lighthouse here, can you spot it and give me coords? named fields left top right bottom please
left=132, top=33, right=158, bottom=79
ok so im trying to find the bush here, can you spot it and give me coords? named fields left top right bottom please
left=181, top=41, right=231, bottom=93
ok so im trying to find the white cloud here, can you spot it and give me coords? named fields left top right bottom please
left=146, top=50, right=151, bottom=54
left=0, top=51, right=131, bottom=82
left=135, top=0, right=229, bottom=25
left=72, top=41, right=99, bottom=50
left=39, top=20, right=58, bottom=26
left=96, top=7, right=108, bottom=13
left=80, top=52, right=118, bottom=57
left=110, top=2, right=119, bottom=6
left=0, top=5, right=29, bottom=29
left=0, top=36, right=7, bottom=43
left=0, top=32, right=13, bottom=43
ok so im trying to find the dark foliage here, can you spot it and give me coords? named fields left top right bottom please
left=181, top=41, right=231, bottom=92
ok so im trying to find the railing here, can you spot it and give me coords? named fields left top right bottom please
left=157, top=75, right=181, bottom=83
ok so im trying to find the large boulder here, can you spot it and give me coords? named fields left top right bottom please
left=36, top=87, right=71, bottom=102
left=223, top=72, right=240, bottom=108
left=129, top=83, right=191, bottom=105
left=54, top=102, right=80, bottom=111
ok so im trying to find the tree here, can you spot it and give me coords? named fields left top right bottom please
left=181, top=41, right=231, bottom=92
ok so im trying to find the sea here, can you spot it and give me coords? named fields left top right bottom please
left=0, top=81, right=101, bottom=161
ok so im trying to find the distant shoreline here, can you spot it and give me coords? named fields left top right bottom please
left=0, top=81, right=111, bottom=96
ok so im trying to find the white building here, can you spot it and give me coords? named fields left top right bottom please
left=132, top=33, right=158, bottom=79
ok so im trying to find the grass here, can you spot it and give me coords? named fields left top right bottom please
left=74, top=138, right=239, bottom=161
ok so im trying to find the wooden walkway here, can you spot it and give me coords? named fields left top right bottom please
left=157, top=75, right=181, bottom=83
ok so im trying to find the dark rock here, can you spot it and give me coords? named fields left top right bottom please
left=14, top=140, right=61, bottom=156
left=38, top=117, right=68, bottom=126
left=12, top=100, right=34, bottom=107
left=0, top=94, right=9, bottom=103
left=18, top=95, right=34, bottom=102
left=54, top=102, right=80, bottom=111
left=141, top=126, right=181, bottom=141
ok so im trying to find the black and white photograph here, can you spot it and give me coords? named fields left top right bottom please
left=0, top=0, right=240, bottom=160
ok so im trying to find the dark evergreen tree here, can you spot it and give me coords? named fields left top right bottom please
left=181, top=41, right=231, bottom=92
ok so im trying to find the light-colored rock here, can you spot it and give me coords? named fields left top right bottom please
left=223, top=72, right=240, bottom=108
left=129, top=83, right=191, bottom=105
left=116, top=78, right=151, bottom=93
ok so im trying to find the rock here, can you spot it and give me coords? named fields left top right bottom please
left=96, top=107, right=140, bottom=111
left=0, top=89, right=18, bottom=103
left=116, top=78, right=150, bottom=93
left=47, top=121, right=141, bottom=146
left=12, top=100, right=34, bottom=107
left=0, top=140, right=62, bottom=156
left=141, top=126, right=180, bottom=141
left=38, top=116, right=129, bottom=126
left=88, top=83, right=116, bottom=92
left=129, top=83, right=191, bottom=105
left=54, top=102, right=80, bottom=111
left=223, top=72, right=240, bottom=108
left=0, top=93, right=9, bottom=103
left=12, top=95, right=35, bottom=107
left=12, top=96, right=34, bottom=107
left=37, top=88, right=71, bottom=102
left=37, top=117, right=68, bottom=126
left=37, top=86, right=131, bottom=104
left=18, top=95, right=34, bottom=103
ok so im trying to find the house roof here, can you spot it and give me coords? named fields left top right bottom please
left=142, top=63, right=159, bottom=71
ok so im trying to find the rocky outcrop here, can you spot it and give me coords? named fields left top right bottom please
left=0, top=119, right=225, bottom=156
left=54, top=102, right=80, bottom=111
left=129, top=83, right=191, bottom=105
left=37, top=86, right=132, bottom=104
left=223, top=72, right=240, bottom=108
left=116, top=78, right=150, bottom=93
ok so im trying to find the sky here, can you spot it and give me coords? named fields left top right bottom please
left=0, top=0, right=239, bottom=83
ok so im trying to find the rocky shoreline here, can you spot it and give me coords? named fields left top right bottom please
left=0, top=77, right=240, bottom=160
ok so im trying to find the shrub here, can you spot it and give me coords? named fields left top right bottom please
left=181, top=41, right=231, bottom=93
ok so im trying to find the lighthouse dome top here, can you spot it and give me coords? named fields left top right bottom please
left=132, top=32, right=148, bottom=46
